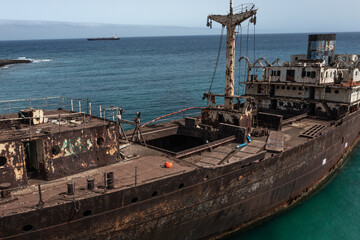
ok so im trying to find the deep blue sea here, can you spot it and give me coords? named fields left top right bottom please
left=1, top=32, right=360, bottom=239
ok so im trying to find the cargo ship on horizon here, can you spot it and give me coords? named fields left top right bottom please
left=1, top=1, right=360, bottom=239
left=87, top=34, right=119, bottom=41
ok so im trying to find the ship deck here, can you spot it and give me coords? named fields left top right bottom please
left=0, top=145, right=194, bottom=216
left=0, top=109, right=110, bottom=142
left=0, top=113, right=333, bottom=217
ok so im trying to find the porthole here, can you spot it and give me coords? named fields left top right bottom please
left=281, top=86, right=285, bottom=89
left=23, top=225, right=33, bottom=232
left=305, top=87, right=309, bottom=91
left=0, top=156, right=6, bottom=166
left=292, top=87, right=296, bottom=90
left=298, top=87, right=302, bottom=91
left=51, top=146, right=61, bottom=155
left=97, top=137, right=104, bottom=146
left=287, top=86, right=290, bottom=90
left=152, top=191, right=158, bottom=197
left=335, top=90, right=339, bottom=94
left=83, top=210, right=92, bottom=216
left=131, top=197, right=138, bottom=203
left=276, top=86, right=280, bottom=89
left=178, top=183, right=185, bottom=189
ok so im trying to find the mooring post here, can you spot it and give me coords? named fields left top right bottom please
left=87, top=178, right=95, bottom=190
left=107, top=172, right=114, bottom=189
left=67, top=181, right=75, bottom=195
left=0, top=183, right=11, bottom=198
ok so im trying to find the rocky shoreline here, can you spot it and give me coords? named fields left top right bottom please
left=0, top=59, right=32, bottom=68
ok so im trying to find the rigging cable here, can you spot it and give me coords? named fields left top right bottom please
left=208, top=25, right=225, bottom=93
left=253, top=15, right=256, bottom=72
left=237, top=25, right=243, bottom=96
left=243, top=21, right=250, bottom=85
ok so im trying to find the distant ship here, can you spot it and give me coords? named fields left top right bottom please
left=87, top=34, right=119, bottom=41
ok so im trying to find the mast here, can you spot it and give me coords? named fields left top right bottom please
left=207, top=2, right=257, bottom=110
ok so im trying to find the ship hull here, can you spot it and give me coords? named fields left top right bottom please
left=2, top=110, right=360, bottom=240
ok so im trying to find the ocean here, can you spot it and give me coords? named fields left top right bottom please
left=1, top=32, right=360, bottom=239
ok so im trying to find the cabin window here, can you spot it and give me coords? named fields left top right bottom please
left=356, top=71, right=358, bottom=76
left=286, top=70, right=295, bottom=81
left=302, top=70, right=306, bottom=78
left=23, top=225, right=33, bottom=232
left=305, top=87, right=309, bottom=91
left=152, top=191, right=158, bottom=197
left=343, top=57, right=346, bottom=61
left=51, top=146, right=61, bottom=155
left=325, top=87, right=331, bottom=93
left=299, top=87, right=302, bottom=91
left=271, top=70, right=274, bottom=76
left=295, top=57, right=298, bottom=61
left=97, top=137, right=104, bottom=146
left=311, top=71, right=316, bottom=78
left=282, top=86, right=285, bottom=89
left=83, top=210, right=92, bottom=216
left=330, top=71, right=333, bottom=77
left=277, top=70, right=281, bottom=76
left=0, top=156, right=6, bottom=166
left=307, top=71, right=311, bottom=77
left=287, top=86, right=291, bottom=90
left=292, top=87, right=296, bottom=90
left=335, top=90, right=339, bottom=94
left=326, top=72, right=328, bottom=78
left=276, top=86, right=280, bottom=89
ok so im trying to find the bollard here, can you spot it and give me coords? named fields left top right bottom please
left=87, top=178, right=95, bottom=190
left=0, top=183, right=11, bottom=198
left=67, top=182, right=75, bottom=195
left=106, top=172, right=114, bottom=189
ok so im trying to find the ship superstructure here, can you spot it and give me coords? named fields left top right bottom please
left=244, top=34, right=360, bottom=120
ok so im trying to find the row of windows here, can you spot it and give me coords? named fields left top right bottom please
left=302, top=71, right=316, bottom=78
left=325, top=70, right=337, bottom=78
left=273, top=85, right=341, bottom=94
left=270, top=70, right=281, bottom=76
left=271, top=70, right=316, bottom=78
left=276, top=86, right=309, bottom=91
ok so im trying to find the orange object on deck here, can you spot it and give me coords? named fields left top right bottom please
left=165, top=162, right=173, bottom=168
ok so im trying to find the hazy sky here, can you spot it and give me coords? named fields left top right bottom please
left=0, top=0, right=359, bottom=39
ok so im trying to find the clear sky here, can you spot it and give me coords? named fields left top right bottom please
left=0, top=0, right=359, bottom=39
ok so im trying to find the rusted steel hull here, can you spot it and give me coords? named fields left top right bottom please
left=1, top=110, right=360, bottom=240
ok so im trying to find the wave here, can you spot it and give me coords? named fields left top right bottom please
left=17, top=57, right=53, bottom=63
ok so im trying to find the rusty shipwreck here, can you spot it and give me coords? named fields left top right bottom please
left=1, top=2, right=360, bottom=239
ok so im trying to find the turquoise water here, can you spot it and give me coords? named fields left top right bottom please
left=1, top=33, right=360, bottom=239
left=230, top=146, right=360, bottom=240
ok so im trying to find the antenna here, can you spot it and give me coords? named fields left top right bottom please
left=230, top=0, right=233, bottom=14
